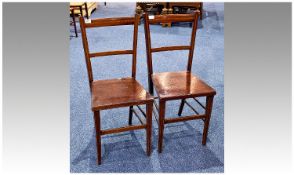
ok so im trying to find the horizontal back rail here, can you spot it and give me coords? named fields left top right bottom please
left=151, top=45, right=190, bottom=53
left=89, top=50, right=133, bottom=58
left=84, top=17, right=135, bottom=28
left=149, top=14, right=195, bottom=24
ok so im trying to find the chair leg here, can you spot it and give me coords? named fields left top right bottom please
left=202, top=95, right=214, bottom=145
left=146, top=102, right=153, bottom=156
left=79, top=6, right=83, bottom=18
left=94, top=111, right=102, bottom=165
left=178, top=99, right=185, bottom=116
left=84, top=3, right=89, bottom=19
left=71, top=9, right=78, bottom=37
left=128, top=106, right=133, bottom=125
left=158, top=100, right=166, bottom=153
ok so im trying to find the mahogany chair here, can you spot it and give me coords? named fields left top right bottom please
left=143, top=11, right=216, bottom=153
left=79, top=15, right=153, bottom=165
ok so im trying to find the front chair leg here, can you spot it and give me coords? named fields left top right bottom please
left=178, top=99, right=185, bottom=116
left=94, top=110, right=102, bottom=165
left=146, top=102, right=153, bottom=156
left=202, top=95, right=214, bottom=145
left=128, top=106, right=133, bottom=125
left=158, top=100, right=166, bottom=153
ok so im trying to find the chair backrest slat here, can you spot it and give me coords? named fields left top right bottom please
left=143, top=11, right=200, bottom=95
left=79, top=15, right=140, bottom=90
left=151, top=45, right=191, bottom=53
left=89, top=50, right=133, bottom=58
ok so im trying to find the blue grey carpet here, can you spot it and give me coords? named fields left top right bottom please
left=70, top=2, right=224, bottom=173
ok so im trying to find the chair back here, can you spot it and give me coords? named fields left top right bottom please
left=79, top=15, right=140, bottom=89
left=143, top=11, right=200, bottom=94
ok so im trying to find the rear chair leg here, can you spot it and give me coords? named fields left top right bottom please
left=128, top=106, right=133, bottom=125
left=94, top=111, right=102, bottom=165
left=158, top=100, right=166, bottom=153
left=71, top=9, right=78, bottom=37
left=146, top=102, right=153, bottom=156
left=202, top=95, right=214, bottom=145
left=178, top=99, right=185, bottom=116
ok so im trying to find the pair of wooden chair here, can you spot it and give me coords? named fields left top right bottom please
left=79, top=11, right=216, bottom=165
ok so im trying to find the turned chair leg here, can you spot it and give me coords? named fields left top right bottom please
left=146, top=103, right=153, bottom=156
left=178, top=99, right=185, bottom=116
left=158, top=100, right=166, bottom=153
left=128, top=106, right=133, bottom=125
left=202, top=95, right=214, bottom=145
left=94, top=111, right=102, bottom=165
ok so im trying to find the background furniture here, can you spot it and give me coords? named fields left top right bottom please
left=169, top=2, right=203, bottom=19
left=70, top=2, right=97, bottom=37
left=136, top=2, right=203, bottom=27
left=79, top=15, right=154, bottom=165
left=70, top=7, right=78, bottom=37
left=144, top=12, right=216, bottom=153
left=70, top=2, right=97, bottom=18
left=136, top=2, right=168, bottom=15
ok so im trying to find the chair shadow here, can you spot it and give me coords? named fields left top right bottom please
left=157, top=122, right=224, bottom=172
left=202, top=10, right=223, bottom=31
left=71, top=130, right=154, bottom=173
left=71, top=121, right=223, bottom=173
left=203, top=10, right=220, bottom=20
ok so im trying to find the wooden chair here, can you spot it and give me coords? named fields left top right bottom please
left=79, top=15, right=154, bottom=165
left=143, top=11, right=216, bottom=153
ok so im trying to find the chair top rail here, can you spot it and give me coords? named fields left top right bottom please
left=84, top=17, right=136, bottom=28
left=148, top=13, right=199, bottom=24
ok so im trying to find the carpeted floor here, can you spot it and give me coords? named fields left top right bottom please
left=70, top=2, right=224, bottom=173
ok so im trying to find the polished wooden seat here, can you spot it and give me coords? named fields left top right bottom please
left=152, top=71, right=216, bottom=100
left=79, top=15, right=153, bottom=165
left=91, top=78, right=153, bottom=110
left=144, top=11, right=216, bottom=153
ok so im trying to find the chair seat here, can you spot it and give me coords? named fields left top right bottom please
left=91, top=77, right=153, bottom=110
left=152, top=71, right=216, bottom=100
